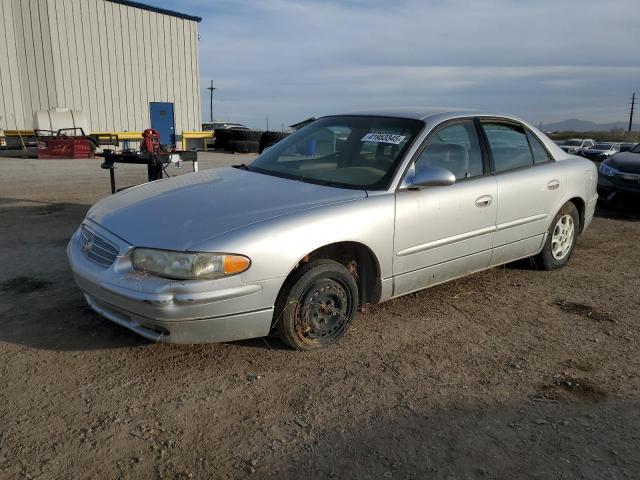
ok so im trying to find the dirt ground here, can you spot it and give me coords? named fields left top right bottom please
left=1, top=153, right=639, bottom=480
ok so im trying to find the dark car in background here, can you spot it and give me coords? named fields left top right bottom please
left=597, top=143, right=640, bottom=201
left=619, top=142, right=638, bottom=153
left=581, top=142, right=620, bottom=162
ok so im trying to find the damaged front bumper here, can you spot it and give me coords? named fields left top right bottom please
left=67, top=221, right=280, bottom=343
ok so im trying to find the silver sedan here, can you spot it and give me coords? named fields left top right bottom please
left=68, top=109, right=598, bottom=350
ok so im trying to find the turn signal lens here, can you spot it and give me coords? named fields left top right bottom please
left=223, top=255, right=251, bottom=275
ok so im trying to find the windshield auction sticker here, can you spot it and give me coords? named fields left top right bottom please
left=361, top=133, right=406, bottom=145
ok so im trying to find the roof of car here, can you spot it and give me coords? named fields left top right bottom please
left=337, top=107, right=523, bottom=124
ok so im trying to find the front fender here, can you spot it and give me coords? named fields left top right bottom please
left=191, top=194, right=396, bottom=284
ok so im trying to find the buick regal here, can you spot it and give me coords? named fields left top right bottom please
left=68, top=109, right=598, bottom=350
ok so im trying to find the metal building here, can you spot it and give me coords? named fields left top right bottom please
left=0, top=0, right=201, bottom=145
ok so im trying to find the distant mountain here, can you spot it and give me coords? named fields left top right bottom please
left=541, top=118, right=638, bottom=132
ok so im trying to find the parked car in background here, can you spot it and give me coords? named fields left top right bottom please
left=581, top=142, right=621, bottom=162
left=619, top=142, right=638, bottom=153
left=68, top=109, right=597, bottom=350
left=597, top=143, right=640, bottom=201
left=202, top=121, right=250, bottom=131
left=560, top=138, right=595, bottom=154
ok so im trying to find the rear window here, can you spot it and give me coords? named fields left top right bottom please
left=482, top=123, right=533, bottom=172
left=526, top=130, right=552, bottom=164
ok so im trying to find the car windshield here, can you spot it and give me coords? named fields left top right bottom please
left=593, top=143, right=612, bottom=150
left=631, top=144, right=640, bottom=153
left=564, top=140, right=582, bottom=146
left=248, top=115, right=423, bottom=189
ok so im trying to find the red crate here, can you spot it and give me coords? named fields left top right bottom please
left=37, top=137, right=96, bottom=159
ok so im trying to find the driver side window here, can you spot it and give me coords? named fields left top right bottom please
left=414, top=121, right=484, bottom=180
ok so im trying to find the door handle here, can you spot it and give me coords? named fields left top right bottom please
left=475, top=195, right=493, bottom=208
left=547, top=179, right=560, bottom=190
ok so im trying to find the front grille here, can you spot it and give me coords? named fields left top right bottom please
left=80, top=225, right=119, bottom=267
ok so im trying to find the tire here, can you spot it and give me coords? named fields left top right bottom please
left=533, top=201, right=580, bottom=270
left=274, top=259, right=359, bottom=350
left=259, top=131, right=290, bottom=153
left=228, top=140, right=260, bottom=154
left=213, top=129, right=231, bottom=150
left=228, top=129, right=263, bottom=142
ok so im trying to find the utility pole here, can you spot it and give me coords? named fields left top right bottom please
left=265, top=115, right=269, bottom=131
left=207, top=81, right=216, bottom=122
left=629, top=93, right=636, bottom=133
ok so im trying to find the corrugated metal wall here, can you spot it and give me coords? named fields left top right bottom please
left=0, top=0, right=201, bottom=135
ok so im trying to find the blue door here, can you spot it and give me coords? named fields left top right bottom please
left=149, top=102, right=175, bottom=146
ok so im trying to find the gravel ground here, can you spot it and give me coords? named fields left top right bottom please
left=1, top=153, right=639, bottom=479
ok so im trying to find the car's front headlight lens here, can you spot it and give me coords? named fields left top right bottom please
left=598, top=162, right=618, bottom=177
left=131, top=248, right=250, bottom=279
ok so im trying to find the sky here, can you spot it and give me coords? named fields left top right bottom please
left=145, top=0, right=638, bottom=129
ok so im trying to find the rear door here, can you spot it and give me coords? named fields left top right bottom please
left=479, top=120, right=565, bottom=266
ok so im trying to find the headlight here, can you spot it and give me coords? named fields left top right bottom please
left=598, top=162, right=618, bottom=177
left=131, top=248, right=250, bottom=279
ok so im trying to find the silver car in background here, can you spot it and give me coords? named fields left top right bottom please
left=560, top=138, right=595, bottom=155
left=581, top=142, right=621, bottom=162
left=68, top=109, right=598, bottom=350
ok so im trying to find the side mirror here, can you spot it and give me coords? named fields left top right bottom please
left=402, top=164, right=456, bottom=189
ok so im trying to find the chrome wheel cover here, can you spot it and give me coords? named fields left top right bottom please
left=551, top=214, right=575, bottom=260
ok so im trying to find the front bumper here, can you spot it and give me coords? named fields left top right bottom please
left=67, top=221, right=281, bottom=343
left=598, top=172, right=640, bottom=199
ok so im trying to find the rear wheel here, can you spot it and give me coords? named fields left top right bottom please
left=275, top=260, right=358, bottom=350
left=533, top=202, right=579, bottom=270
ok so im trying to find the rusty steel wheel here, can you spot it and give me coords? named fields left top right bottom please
left=275, top=259, right=358, bottom=350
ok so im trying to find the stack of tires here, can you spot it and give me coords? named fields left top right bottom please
left=228, top=130, right=262, bottom=154
left=213, top=129, right=232, bottom=151
left=213, top=129, right=292, bottom=154
left=259, top=131, right=291, bottom=153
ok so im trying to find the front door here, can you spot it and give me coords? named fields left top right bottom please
left=393, top=119, right=497, bottom=296
left=149, top=102, right=175, bottom=146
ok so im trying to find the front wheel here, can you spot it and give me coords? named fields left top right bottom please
left=274, top=260, right=358, bottom=350
left=533, top=202, right=579, bottom=270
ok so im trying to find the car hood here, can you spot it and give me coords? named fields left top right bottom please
left=607, top=151, right=640, bottom=173
left=86, top=167, right=366, bottom=250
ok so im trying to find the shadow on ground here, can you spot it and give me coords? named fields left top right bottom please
left=265, top=400, right=640, bottom=480
left=595, top=200, right=640, bottom=221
